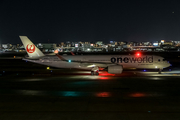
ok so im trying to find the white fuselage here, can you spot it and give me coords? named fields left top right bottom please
left=23, top=55, right=170, bottom=70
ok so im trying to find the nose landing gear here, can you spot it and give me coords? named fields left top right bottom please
left=91, top=66, right=99, bottom=76
left=91, top=71, right=99, bottom=75
left=158, top=68, right=162, bottom=74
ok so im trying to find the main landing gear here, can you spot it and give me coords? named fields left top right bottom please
left=91, top=66, right=99, bottom=76
left=158, top=68, right=162, bottom=74
left=91, top=71, right=99, bottom=75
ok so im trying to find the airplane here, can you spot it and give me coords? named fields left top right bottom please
left=20, top=36, right=171, bottom=75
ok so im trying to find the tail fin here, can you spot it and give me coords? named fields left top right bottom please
left=19, top=36, right=45, bottom=58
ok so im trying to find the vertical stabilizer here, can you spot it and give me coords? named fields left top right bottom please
left=19, top=36, right=45, bottom=58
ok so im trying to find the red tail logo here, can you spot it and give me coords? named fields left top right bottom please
left=26, top=44, right=35, bottom=53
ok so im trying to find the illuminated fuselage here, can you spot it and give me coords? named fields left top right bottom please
left=23, top=55, right=170, bottom=70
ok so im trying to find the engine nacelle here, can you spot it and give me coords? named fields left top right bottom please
left=108, top=65, right=123, bottom=74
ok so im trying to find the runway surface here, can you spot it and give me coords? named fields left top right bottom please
left=1, top=54, right=180, bottom=120
left=1, top=73, right=180, bottom=120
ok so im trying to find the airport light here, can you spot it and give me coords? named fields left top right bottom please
left=47, top=67, right=50, bottom=70
left=68, top=60, right=71, bottom=62
left=96, top=92, right=110, bottom=97
left=54, top=49, right=58, bottom=54
left=130, top=92, right=146, bottom=97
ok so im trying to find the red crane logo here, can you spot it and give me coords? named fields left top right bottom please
left=26, top=44, right=35, bottom=53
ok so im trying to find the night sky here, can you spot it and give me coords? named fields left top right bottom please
left=0, top=0, right=180, bottom=44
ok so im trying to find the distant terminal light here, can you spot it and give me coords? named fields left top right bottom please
left=161, top=40, right=164, bottom=43
left=153, top=43, right=158, bottom=46
left=75, top=44, right=78, bottom=47
left=54, top=49, right=58, bottom=54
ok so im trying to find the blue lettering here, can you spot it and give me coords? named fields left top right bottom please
left=137, top=57, right=142, bottom=63
left=124, top=57, right=129, bottom=63
left=111, top=56, right=153, bottom=63
left=111, top=57, right=116, bottom=63
left=148, top=56, right=153, bottom=63
left=117, top=57, right=122, bottom=63
left=143, top=56, right=147, bottom=63
left=131, top=57, right=136, bottom=63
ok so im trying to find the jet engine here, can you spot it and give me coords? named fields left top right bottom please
left=108, top=65, right=123, bottom=74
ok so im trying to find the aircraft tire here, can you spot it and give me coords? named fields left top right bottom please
left=96, top=72, right=99, bottom=76
left=158, top=68, right=162, bottom=74
left=91, top=71, right=94, bottom=75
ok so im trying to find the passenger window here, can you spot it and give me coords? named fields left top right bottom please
left=158, top=59, right=160, bottom=62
